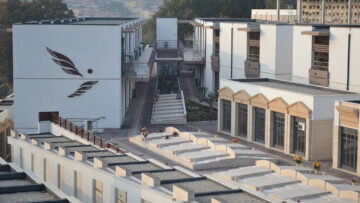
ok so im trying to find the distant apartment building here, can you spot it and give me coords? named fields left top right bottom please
left=251, top=9, right=297, bottom=23
left=13, top=18, right=153, bottom=133
left=297, top=0, right=360, bottom=24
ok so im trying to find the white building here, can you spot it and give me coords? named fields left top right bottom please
left=13, top=18, right=151, bottom=133
left=218, top=78, right=360, bottom=161
left=7, top=117, right=269, bottom=203
left=292, top=25, right=360, bottom=92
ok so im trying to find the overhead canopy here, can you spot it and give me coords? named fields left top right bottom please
left=237, top=28, right=260, bottom=32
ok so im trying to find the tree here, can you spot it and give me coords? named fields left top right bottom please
left=143, top=0, right=267, bottom=44
left=0, top=0, right=74, bottom=86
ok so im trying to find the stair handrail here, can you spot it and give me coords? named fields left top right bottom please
left=181, top=90, right=187, bottom=116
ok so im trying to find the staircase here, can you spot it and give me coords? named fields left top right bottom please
left=151, top=93, right=187, bottom=124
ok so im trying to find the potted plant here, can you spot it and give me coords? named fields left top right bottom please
left=232, top=138, right=238, bottom=143
left=313, top=161, right=321, bottom=174
left=141, top=127, right=149, bottom=141
left=352, top=177, right=357, bottom=186
left=295, top=198, right=301, bottom=203
left=294, top=155, right=303, bottom=166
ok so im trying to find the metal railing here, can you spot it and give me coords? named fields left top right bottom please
left=48, top=114, right=125, bottom=153
left=155, top=40, right=178, bottom=49
left=122, top=62, right=151, bottom=79
left=181, top=90, right=187, bottom=116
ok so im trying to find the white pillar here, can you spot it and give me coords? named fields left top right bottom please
left=277, top=0, right=280, bottom=22
left=298, top=0, right=302, bottom=23
left=349, top=0, right=353, bottom=24
left=322, top=0, right=326, bottom=24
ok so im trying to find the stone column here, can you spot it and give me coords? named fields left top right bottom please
left=284, top=114, right=291, bottom=154
left=232, top=102, right=238, bottom=137
left=248, top=106, right=254, bottom=142
left=265, top=110, right=271, bottom=148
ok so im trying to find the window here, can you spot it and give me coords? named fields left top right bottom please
left=74, top=171, right=82, bottom=200
left=44, top=159, right=50, bottom=181
left=222, top=100, right=232, bottom=132
left=237, top=103, right=248, bottom=138
left=340, top=127, right=358, bottom=172
left=293, top=117, right=306, bottom=155
left=116, top=188, right=127, bottom=203
left=272, top=112, right=285, bottom=149
left=31, top=154, right=36, bottom=173
left=20, top=148, right=24, bottom=169
left=58, top=165, right=64, bottom=190
left=254, top=107, right=265, bottom=144
left=93, top=179, right=103, bottom=203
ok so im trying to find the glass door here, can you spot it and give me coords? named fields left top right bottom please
left=254, top=107, right=265, bottom=144
left=293, top=117, right=306, bottom=155
left=237, top=103, right=248, bottom=138
left=340, top=127, right=358, bottom=172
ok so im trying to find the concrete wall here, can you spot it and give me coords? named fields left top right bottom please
left=292, top=25, right=313, bottom=84
left=204, top=21, right=215, bottom=93
left=13, top=24, right=130, bottom=133
left=156, top=18, right=177, bottom=48
left=219, top=22, right=248, bottom=80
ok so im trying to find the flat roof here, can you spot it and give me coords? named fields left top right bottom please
left=20, top=17, right=137, bottom=25
left=231, top=78, right=354, bottom=96
left=18, top=130, right=269, bottom=202
left=0, top=163, right=66, bottom=202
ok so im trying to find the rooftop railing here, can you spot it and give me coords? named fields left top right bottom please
left=48, top=114, right=125, bottom=154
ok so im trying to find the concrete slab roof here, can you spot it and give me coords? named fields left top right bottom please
left=0, top=163, right=66, bottom=202
left=232, top=78, right=355, bottom=95
left=21, top=17, right=137, bottom=25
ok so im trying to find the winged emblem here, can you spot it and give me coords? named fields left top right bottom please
left=46, top=47, right=98, bottom=98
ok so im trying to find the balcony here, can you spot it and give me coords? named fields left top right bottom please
left=211, top=55, right=219, bottom=72
left=248, top=40, right=260, bottom=47
left=155, top=40, right=183, bottom=62
left=244, top=60, right=260, bottom=78
left=122, top=47, right=155, bottom=82
left=313, top=44, right=329, bottom=53
left=309, top=68, right=329, bottom=87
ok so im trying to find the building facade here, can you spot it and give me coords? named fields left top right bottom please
left=13, top=18, right=149, bottom=133
left=333, top=100, right=360, bottom=176
left=217, top=78, right=360, bottom=161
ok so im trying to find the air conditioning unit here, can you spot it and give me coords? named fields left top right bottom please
left=298, top=122, right=306, bottom=131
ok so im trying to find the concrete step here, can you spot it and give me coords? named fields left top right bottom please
left=155, top=99, right=182, bottom=104
left=158, top=94, right=177, bottom=98
left=152, top=113, right=185, bottom=120
left=151, top=117, right=187, bottom=124
left=154, top=102, right=183, bottom=108
left=152, top=109, right=184, bottom=115
left=153, top=105, right=183, bottom=111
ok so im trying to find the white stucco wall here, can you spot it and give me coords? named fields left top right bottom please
left=219, top=22, right=248, bottom=80
left=259, top=24, right=277, bottom=79
left=204, top=21, right=215, bottom=93
left=349, top=28, right=360, bottom=93
left=156, top=18, right=177, bottom=48
left=291, top=25, right=313, bottom=84
left=13, top=24, right=125, bottom=133
left=328, top=27, right=349, bottom=91
left=275, top=25, right=293, bottom=80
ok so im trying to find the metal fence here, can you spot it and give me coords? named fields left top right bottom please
left=49, top=114, right=125, bottom=154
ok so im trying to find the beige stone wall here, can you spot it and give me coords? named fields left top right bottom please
left=309, top=120, right=333, bottom=160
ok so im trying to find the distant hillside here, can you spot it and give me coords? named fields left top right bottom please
left=64, top=0, right=163, bottom=18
